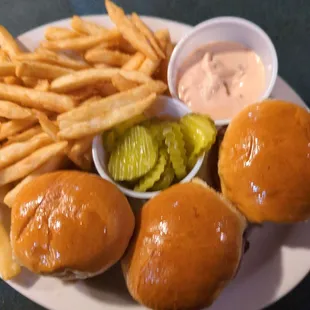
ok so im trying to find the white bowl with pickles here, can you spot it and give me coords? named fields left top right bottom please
left=92, top=95, right=217, bottom=199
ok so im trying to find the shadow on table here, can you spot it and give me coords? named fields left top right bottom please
left=10, top=268, right=40, bottom=289
left=77, top=262, right=135, bottom=306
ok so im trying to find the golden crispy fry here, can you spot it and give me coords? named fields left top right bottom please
left=85, top=48, right=131, bottom=66
left=0, top=50, right=10, bottom=63
left=0, top=141, right=67, bottom=186
left=0, top=100, right=32, bottom=120
left=0, top=132, right=52, bottom=170
left=50, top=68, right=120, bottom=93
left=86, top=39, right=121, bottom=52
left=154, top=29, right=170, bottom=49
left=4, top=125, right=42, bottom=145
left=0, top=63, right=15, bottom=76
left=94, top=63, right=112, bottom=69
left=57, top=81, right=166, bottom=124
left=131, top=13, right=165, bottom=59
left=70, top=136, right=94, bottom=157
left=21, top=77, right=39, bottom=88
left=15, top=50, right=89, bottom=70
left=118, top=37, right=136, bottom=54
left=0, top=222, right=21, bottom=280
left=0, top=119, right=37, bottom=141
left=68, top=87, right=99, bottom=102
left=111, top=73, right=138, bottom=91
left=58, top=92, right=157, bottom=139
left=3, top=76, right=22, bottom=85
left=0, top=83, right=75, bottom=113
left=119, top=70, right=153, bottom=84
left=34, top=79, right=50, bottom=92
left=138, top=30, right=170, bottom=76
left=81, top=95, right=102, bottom=106
left=3, top=154, right=67, bottom=208
left=40, top=32, right=120, bottom=51
left=16, top=61, right=74, bottom=80
left=0, top=25, right=22, bottom=59
left=34, top=110, right=59, bottom=141
left=138, top=57, right=160, bottom=76
left=122, top=52, right=145, bottom=70
left=105, top=0, right=158, bottom=61
left=156, top=35, right=174, bottom=87
left=95, top=81, right=118, bottom=97
left=45, top=27, right=81, bottom=41
left=71, top=15, right=111, bottom=35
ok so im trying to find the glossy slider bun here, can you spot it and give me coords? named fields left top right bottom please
left=122, top=180, right=246, bottom=310
left=11, top=171, right=135, bottom=280
left=219, top=99, right=310, bottom=223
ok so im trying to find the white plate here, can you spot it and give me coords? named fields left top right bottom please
left=4, top=15, right=310, bottom=310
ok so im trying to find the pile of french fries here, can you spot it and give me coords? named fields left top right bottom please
left=0, top=0, right=174, bottom=280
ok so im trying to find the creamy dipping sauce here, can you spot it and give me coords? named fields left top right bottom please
left=178, top=41, right=266, bottom=120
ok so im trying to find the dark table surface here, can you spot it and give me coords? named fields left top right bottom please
left=0, top=0, right=310, bottom=309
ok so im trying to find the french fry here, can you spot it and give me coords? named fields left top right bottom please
left=0, top=25, right=22, bottom=59
left=0, top=83, right=75, bottom=113
left=94, top=63, right=112, bottom=69
left=105, top=0, right=158, bottom=61
left=16, top=61, right=74, bottom=80
left=34, top=110, right=59, bottom=141
left=0, top=50, right=10, bottom=62
left=0, top=63, right=15, bottom=76
left=0, top=119, right=37, bottom=141
left=0, top=132, right=52, bottom=170
left=155, top=29, right=170, bottom=49
left=131, top=13, right=165, bottom=59
left=58, top=93, right=157, bottom=139
left=57, top=81, right=166, bottom=124
left=95, top=81, right=118, bottom=97
left=111, top=73, right=138, bottom=91
left=86, top=39, right=122, bottom=52
left=15, top=49, right=89, bottom=70
left=81, top=95, right=102, bottom=106
left=118, top=37, right=136, bottom=54
left=0, top=141, right=67, bottom=186
left=0, top=100, right=32, bottom=120
left=70, top=136, right=94, bottom=158
left=138, top=29, right=170, bottom=76
left=21, top=77, right=39, bottom=88
left=34, top=79, right=50, bottom=92
left=4, top=125, right=42, bottom=145
left=40, top=32, right=120, bottom=52
left=85, top=48, right=131, bottom=66
left=119, top=69, right=153, bottom=84
left=138, top=57, right=160, bottom=76
left=3, top=77, right=22, bottom=85
left=71, top=15, right=111, bottom=35
left=0, top=223, right=21, bottom=280
left=50, top=68, right=120, bottom=93
left=45, top=27, right=81, bottom=41
left=4, top=154, right=67, bottom=208
left=69, top=87, right=99, bottom=102
left=122, top=52, right=145, bottom=70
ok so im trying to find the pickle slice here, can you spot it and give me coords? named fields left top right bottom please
left=134, top=148, right=167, bottom=192
left=151, top=163, right=175, bottom=191
left=108, top=126, right=158, bottom=181
left=180, top=113, right=217, bottom=157
left=163, top=122, right=187, bottom=180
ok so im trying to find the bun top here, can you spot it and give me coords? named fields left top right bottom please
left=11, top=171, right=135, bottom=276
left=122, top=181, right=246, bottom=310
left=219, top=99, right=310, bottom=223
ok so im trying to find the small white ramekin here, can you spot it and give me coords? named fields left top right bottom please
left=168, top=16, right=278, bottom=126
left=92, top=95, right=205, bottom=200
